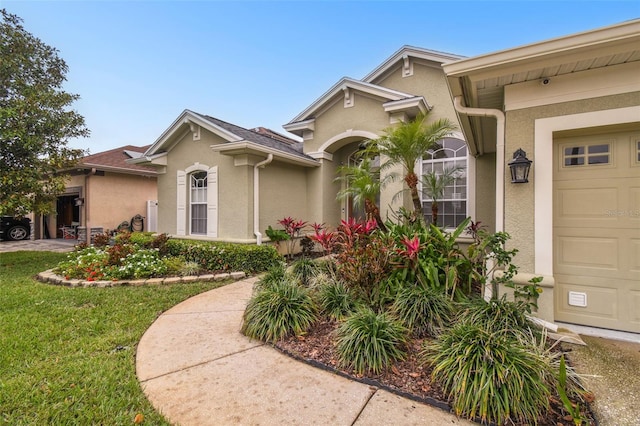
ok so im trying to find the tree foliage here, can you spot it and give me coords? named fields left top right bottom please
left=0, top=9, right=88, bottom=216
left=365, top=112, right=457, bottom=219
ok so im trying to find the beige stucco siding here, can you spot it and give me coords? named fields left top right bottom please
left=474, top=153, right=496, bottom=233
left=372, top=61, right=460, bottom=124
left=260, top=162, right=309, bottom=233
left=502, top=91, right=640, bottom=274
left=87, top=172, right=157, bottom=231
left=304, top=93, right=389, bottom=153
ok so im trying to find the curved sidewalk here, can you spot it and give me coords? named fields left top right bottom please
left=136, top=277, right=473, bottom=426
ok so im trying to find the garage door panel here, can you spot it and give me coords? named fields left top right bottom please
left=556, top=187, right=617, bottom=220
left=556, top=235, right=618, bottom=271
left=555, top=277, right=640, bottom=333
left=632, top=239, right=640, bottom=273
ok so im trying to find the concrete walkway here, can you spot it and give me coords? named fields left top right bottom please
left=136, top=278, right=473, bottom=426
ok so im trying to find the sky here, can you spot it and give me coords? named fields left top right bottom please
left=2, top=0, right=639, bottom=154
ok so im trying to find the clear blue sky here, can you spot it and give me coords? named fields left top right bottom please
left=2, top=1, right=638, bottom=154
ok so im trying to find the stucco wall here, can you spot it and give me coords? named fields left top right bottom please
left=87, top=172, right=157, bottom=231
left=474, top=153, right=496, bottom=233
left=259, top=161, right=309, bottom=234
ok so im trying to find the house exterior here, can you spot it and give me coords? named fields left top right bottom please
left=443, top=19, right=640, bottom=333
left=132, top=46, right=470, bottom=244
left=34, top=145, right=158, bottom=240
left=134, top=19, right=638, bottom=335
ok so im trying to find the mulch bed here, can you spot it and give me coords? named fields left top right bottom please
left=274, top=318, right=597, bottom=426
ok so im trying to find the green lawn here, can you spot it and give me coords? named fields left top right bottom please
left=0, top=251, right=229, bottom=425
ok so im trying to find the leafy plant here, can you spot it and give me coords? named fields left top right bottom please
left=456, top=295, right=539, bottom=337
left=423, top=323, right=551, bottom=425
left=291, top=257, right=317, bottom=287
left=255, top=262, right=287, bottom=291
left=180, top=261, right=201, bottom=276
left=362, top=112, right=458, bottom=218
left=420, top=166, right=464, bottom=226
left=318, top=280, right=360, bottom=321
left=557, top=355, right=586, bottom=426
left=335, top=156, right=390, bottom=231
left=278, top=217, right=308, bottom=259
left=265, top=225, right=290, bottom=246
left=335, top=306, right=408, bottom=375
left=299, top=236, right=316, bottom=256
left=241, top=280, right=317, bottom=343
left=391, top=283, right=454, bottom=337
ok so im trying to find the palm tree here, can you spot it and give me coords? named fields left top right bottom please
left=421, top=166, right=464, bottom=226
left=335, top=156, right=389, bottom=231
left=366, top=112, right=458, bottom=219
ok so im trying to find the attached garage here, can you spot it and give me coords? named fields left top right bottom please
left=554, top=128, right=640, bottom=333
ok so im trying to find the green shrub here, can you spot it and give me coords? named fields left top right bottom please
left=318, top=281, right=360, bottom=321
left=457, top=295, right=538, bottom=336
left=290, top=257, right=317, bottom=287
left=422, top=323, right=551, bottom=425
left=335, top=306, right=407, bottom=375
left=241, top=280, right=317, bottom=343
left=109, top=249, right=167, bottom=279
left=162, top=256, right=185, bottom=276
left=127, top=231, right=156, bottom=247
left=166, top=239, right=283, bottom=273
left=255, top=262, right=287, bottom=291
left=391, top=283, right=454, bottom=337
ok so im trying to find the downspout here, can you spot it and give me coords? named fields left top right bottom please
left=253, top=154, right=273, bottom=245
left=453, top=96, right=506, bottom=233
left=85, top=167, right=97, bottom=245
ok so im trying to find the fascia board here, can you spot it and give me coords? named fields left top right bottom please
left=126, top=152, right=168, bottom=166
left=210, top=142, right=319, bottom=167
left=382, top=96, right=431, bottom=113
left=77, top=163, right=158, bottom=177
left=364, top=45, right=465, bottom=83
left=287, top=77, right=415, bottom=124
left=443, top=19, right=640, bottom=78
left=282, top=118, right=315, bottom=133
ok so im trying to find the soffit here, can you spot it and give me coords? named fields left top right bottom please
left=444, top=19, right=640, bottom=155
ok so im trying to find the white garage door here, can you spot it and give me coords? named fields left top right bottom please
left=554, top=128, right=640, bottom=333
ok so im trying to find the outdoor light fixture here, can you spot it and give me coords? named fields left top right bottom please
left=508, top=148, right=532, bottom=183
left=74, top=197, right=84, bottom=206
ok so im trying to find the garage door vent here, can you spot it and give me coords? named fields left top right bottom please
left=568, top=291, right=588, bottom=307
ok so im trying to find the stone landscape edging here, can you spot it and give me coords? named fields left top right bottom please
left=36, top=269, right=246, bottom=288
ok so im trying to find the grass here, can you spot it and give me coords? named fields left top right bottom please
left=0, top=251, right=230, bottom=425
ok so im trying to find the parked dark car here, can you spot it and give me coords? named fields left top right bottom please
left=0, top=216, right=31, bottom=241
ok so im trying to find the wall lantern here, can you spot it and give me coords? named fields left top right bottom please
left=74, top=197, right=85, bottom=206
left=508, top=148, right=532, bottom=183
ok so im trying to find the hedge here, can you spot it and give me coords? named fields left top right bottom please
left=166, top=238, right=283, bottom=274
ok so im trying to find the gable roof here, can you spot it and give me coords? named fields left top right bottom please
left=284, top=46, right=462, bottom=135
left=285, top=77, right=422, bottom=127
left=363, top=45, right=465, bottom=84
left=76, top=145, right=158, bottom=176
left=133, top=110, right=318, bottom=168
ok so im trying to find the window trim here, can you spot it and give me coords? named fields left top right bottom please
left=177, top=163, right=218, bottom=238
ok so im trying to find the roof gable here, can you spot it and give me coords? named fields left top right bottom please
left=134, top=110, right=317, bottom=168
left=363, top=45, right=465, bottom=84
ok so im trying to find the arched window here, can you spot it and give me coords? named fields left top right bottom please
left=420, top=138, right=467, bottom=227
left=190, top=171, right=207, bottom=234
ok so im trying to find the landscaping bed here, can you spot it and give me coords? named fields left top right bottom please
left=243, top=217, right=597, bottom=426
left=275, top=319, right=597, bottom=426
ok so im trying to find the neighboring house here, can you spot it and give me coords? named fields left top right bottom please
left=131, top=46, right=469, bottom=243
left=34, top=145, right=158, bottom=240
left=443, top=19, right=640, bottom=333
